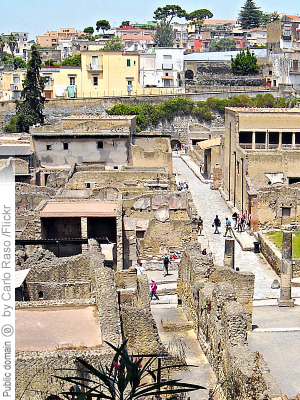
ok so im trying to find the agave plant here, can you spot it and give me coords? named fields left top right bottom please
left=52, top=341, right=205, bottom=400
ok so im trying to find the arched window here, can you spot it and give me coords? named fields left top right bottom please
left=38, top=291, right=44, bottom=299
left=185, top=70, right=194, bottom=80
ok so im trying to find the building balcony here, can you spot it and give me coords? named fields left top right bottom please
left=87, top=64, right=103, bottom=72
left=239, top=143, right=300, bottom=150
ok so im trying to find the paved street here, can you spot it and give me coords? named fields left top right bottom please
left=172, top=155, right=300, bottom=395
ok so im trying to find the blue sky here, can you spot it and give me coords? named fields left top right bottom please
left=0, top=0, right=299, bottom=40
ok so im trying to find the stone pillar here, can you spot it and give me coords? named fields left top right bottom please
left=81, top=217, right=88, bottom=253
left=252, top=131, right=256, bottom=150
left=292, top=132, right=296, bottom=148
left=224, top=238, right=235, bottom=269
left=278, top=132, right=282, bottom=149
left=278, top=231, right=294, bottom=307
left=265, top=130, right=269, bottom=150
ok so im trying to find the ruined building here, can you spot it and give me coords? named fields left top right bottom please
left=223, top=107, right=300, bottom=230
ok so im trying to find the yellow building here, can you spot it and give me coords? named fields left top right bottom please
left=41, top=66, right=82, bottom=99
left=80, top=51, right=141, bottom=97
left=1, top=50, right=184, bottom=101
left=0, top=69, right=26, bottom=101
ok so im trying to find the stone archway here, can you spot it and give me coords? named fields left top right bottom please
left=185, top=70, right=194, bottom=80
left=171, top=139, right=181, bottom=150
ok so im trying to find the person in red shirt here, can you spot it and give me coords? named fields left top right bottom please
left=150, top=280, right=159, bottom=300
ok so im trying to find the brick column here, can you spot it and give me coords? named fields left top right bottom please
left=250, top=195, right=258, bottom=232
left=224, top=238, right=235, bottom=269
left=278, top=230, right=294, bottom=307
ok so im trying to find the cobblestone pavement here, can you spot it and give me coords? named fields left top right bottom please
left=174, top=155, right=300, bottom=395
left=174, top=155, right=300, bottom=302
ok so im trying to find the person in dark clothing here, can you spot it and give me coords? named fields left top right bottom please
left=197, top=216, right=204, bottom=236
left=232, top=212, right=238, bottom=228
left=213, top=215, right=221, bottom=234
left=163, top=254, right=170, bottom=276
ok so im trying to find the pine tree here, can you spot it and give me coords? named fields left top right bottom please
left=154, top=22, right=175, bottom=47
left=231, top=48, right=259, bottom=75
left=238, top=0, right=262, bottom=29
left=16, top=45, right=45, bottom=132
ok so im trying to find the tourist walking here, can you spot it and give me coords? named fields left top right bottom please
left=163, top=254, right=170, bottom=276
left=197, top=216, right=204, bottom=236
left=232, top=212, right=238, bottom=228
left=150, top=280, right=159, bottom=300
left=241, top=214, right=246, bottom=231
left=213, top=215, right=221, bottom=234
left=237, top=214, right=243, bottom=232
left=223, top=218, right=233, bottom=237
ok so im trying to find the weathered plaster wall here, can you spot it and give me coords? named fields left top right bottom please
left=247, top=151, right=300, bottom=190
left=129, top=140, right=172, bottom=174
left=257, top=185, right=300, bottom=226
left=34, top=137, right=129, bottom=166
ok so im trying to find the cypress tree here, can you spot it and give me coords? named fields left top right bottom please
left=16, top=45, right=45, bottom=132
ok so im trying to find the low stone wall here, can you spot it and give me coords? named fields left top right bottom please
left=16, top=348, right=114, bottom=400
left=178, top=242, right=281, bottom=399
left=116, top=269, right=164, bottom=354
left=16, top=298, right=95, bottom=308
left=259, top=232, right=300, bottom=278
left=259, top=232, right=282, bottom=276
left=17, top=248, right=92, bottom=301
left=121, top=306, right=165, bottom=354
left=90, top=240, right=122, bottom=345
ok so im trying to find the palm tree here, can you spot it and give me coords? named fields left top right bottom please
left=7, top=34, right=17, bottom=62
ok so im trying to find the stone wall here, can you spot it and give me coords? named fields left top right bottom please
left=15, top=183, right=56, bottom=234
left=15, top=241, right=123, bottom=400
left=177, top=243, right=280, bottom=399
left=123, top=192, right=197, bottom=256
left=184, top=60, right=264, bottom=87
left=16, top=348, right=114, bottom=400
left=259, top=231, right=300, bottom=278
left=129, top=142, right=173, bottom=174
left=257, top=185, right=300, bottom=226
left=1, top=92, right=277, bottom=133
left=67, top=170, right=175, bottom=194
left=116, top=269, right=165, bottom=354
left=89, top=240, right=122, bottom=345
left=17, top=248, right=92, bottom=301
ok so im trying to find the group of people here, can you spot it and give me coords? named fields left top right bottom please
left=232, top=212, right=251, bottom=232
left=198, top=212, right=251, bottom=237
left=178, top=181, right=189, bottom=191
left=212, top=215, right=233, bottom=237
